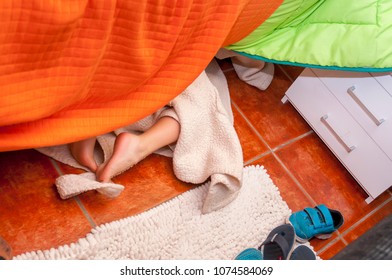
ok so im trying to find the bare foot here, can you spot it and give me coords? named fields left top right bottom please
left=68, top=137, right=98, bottom=172
left=96, top=132, right=147, bottom=182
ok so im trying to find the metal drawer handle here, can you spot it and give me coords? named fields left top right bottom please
left=321, top=114, right=356, bottom=153
left=347, top=86, right=385, bottom=126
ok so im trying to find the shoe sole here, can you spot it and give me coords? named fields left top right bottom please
left=286, top=216, right=333, bottom=243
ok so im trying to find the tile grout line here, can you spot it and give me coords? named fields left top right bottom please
left=244, top=150, right=273, bottom=166
left=271, top=131, right=314, bottom=152
left=339, top=232, right=349, bottom=246
left=316, top=235, right=345, bottom=257
left=231, top=101, right=317, bottom=205
left=317, top=195, right=392, bottom=255
left=277, top=64, right=295, bottom=83
left=49, top=159, right=97, bottom=228
left=271, top=153, right=318, bottom=205
left=315, top=229, right=349, bottom=257
left=73, top=197, right=98, bottom=228
left=263, top=69, right=318, bottom=204
left=340, top=195, right=392, bottom=239
left=231, top=101, right=273, bottom=151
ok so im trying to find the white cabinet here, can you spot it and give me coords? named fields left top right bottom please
left=282, top=68, right=392, bottom=203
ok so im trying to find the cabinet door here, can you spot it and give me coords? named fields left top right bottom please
left=285, top=68, right=392, bottom=201
left=312, top=69, right=392, bottom=161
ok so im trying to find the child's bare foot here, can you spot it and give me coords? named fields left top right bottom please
left=68, top=137, right=98, bottom=172
left=96, top=132, right=147, bottom=182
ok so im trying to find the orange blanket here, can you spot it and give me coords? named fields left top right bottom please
left=0, top=0, right=282, bottom=151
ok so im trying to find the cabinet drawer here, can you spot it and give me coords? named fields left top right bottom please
left=285, top=68, right=392, bottom=200
left=312, top=69, right=392, bottom=161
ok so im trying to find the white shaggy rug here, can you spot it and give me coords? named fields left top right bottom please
left=15, top=165, right=294, bottom=260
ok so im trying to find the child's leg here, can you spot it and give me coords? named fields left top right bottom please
left=96, top=116, right=180, bottom=182
left=68, top=137, right=98, bottom=172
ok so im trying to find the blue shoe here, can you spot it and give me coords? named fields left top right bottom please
left=287, top=204, right=344, bottom=243
left=235, top=248, right=263, bottom=260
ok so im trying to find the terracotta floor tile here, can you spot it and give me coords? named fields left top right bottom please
left=225, top=67, right=311, bottom=148
left=278, top=65, right=305, bottom=81
left=275, top=134, right=391, bottom=232
left=309, top=233, right=341, bottom=252
left=78, top=154, right=196, bottom=225
left=317, top=239, right=346, bottom=260
left=0, top=150, right=92, bottom=256
left=343, top=200, right=392, bottom=244
left=56, top=160, right=86, bottom=175
left=233, top=106, right=268, bottom=162
left=250, top=154, right=314, bottom=212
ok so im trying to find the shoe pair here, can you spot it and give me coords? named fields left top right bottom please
left=235, top=204, right=343, bottom=260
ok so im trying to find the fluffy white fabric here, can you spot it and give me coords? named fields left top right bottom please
left=15, top=165, right=298, bottom=260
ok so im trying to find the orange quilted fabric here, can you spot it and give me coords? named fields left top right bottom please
left=0, top=0, right=282, bottom=151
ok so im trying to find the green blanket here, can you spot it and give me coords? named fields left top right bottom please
left=227, top=0, right=392, bottom=72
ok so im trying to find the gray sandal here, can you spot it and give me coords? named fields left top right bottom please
left=258, top=224, right=295, bottom=260
left=289, top=245, right=316, bottom=260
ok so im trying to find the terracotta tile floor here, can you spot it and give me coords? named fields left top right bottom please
left=1, top=60, right=391, bottom=259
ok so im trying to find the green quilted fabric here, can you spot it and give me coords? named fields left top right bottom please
left=227, top=0, right=392, bottom=72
